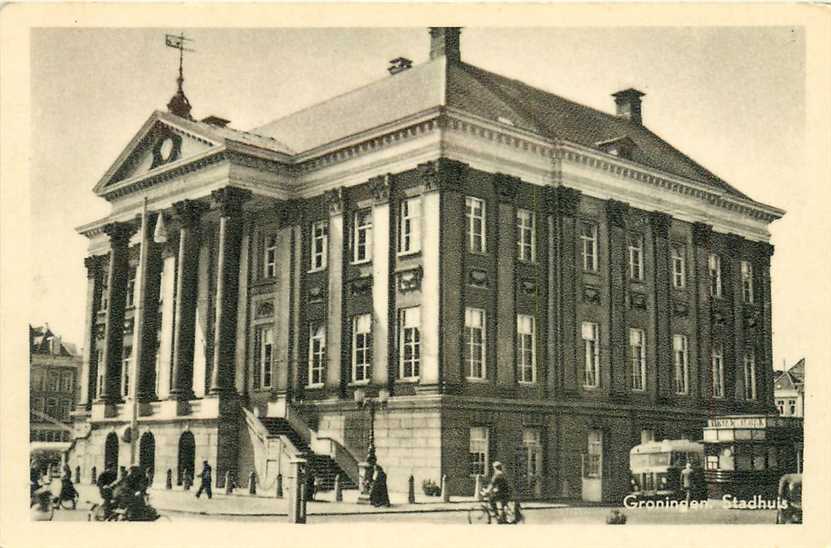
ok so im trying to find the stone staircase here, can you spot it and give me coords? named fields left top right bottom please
left=259, top=417, right=357, bottom=491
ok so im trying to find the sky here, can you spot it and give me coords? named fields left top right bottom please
left=30, top=26, right=809, bottom=370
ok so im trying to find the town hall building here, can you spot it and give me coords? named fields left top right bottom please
left=68, top=28, right=784, bottom=503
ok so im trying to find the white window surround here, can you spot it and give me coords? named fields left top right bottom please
left=711, top=342, right=725, bottom=399
left=629, top=328, right=646, bottom=391
left=517, top=314, right=536, bottom=384
left=516, top=208, right=536, bottom=263
left=672, top=245, right=686, bottom=289
left=582, top=321, right=600, bottom=388
left=469, top=426, right=489, bottom=478
left=741, top=261, right=754, bottom=304
left=398, top=197, right=422, bottom=256
left=308, top=323, right=326, bottom=387
left=309, top=220, right=328, bottom=273
left=580, top=222, right=598, bottom=272
left=627, top=234, right=644, bottom=281
left=464, top=308, right=486, bottom=380
left=465, top=196, right=487, bottom=254
left=399, top=306, right=421, bottom=380
left=264, top=235, right=278, bottom=279
left=352, top=209, right=373, bottom=264
left=352, top=314, right=372, bottom=384
left=673, top=334, right=689, bottom=395
left=709, top=254, right=722, bottom=299
left=744, top=349, right=757, bottom=401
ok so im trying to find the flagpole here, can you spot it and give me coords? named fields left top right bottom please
left=130, top=197, right=150, bottom=465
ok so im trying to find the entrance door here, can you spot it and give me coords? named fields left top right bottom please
left=139, top=432, right=156, bottom=482
left=520, top=428, right=543, bottom=499
left=104, top=432, right=119, bottom=472
left=177, top=431, right=195, bottom=486
left=582, top=429, right=604, bottom=502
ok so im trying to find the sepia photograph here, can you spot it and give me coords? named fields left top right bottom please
left=2, top=4, right=830, bottom=548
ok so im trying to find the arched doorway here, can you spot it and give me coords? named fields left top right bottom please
left=104, top=432, right=119, bottom=472
left=139, top=432, right=156, bottom=483
left=177, top=431, right=195, bottom=486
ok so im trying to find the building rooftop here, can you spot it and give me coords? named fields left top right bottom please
left=29, top=324, right=78, bottom=358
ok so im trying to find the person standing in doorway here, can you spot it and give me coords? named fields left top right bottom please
left=195, top=460, right=212, bottom=499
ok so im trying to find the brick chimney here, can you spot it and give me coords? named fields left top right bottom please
left=429, top=27, right=462, bottom=63
left=612, top=88, right=645, bottom=125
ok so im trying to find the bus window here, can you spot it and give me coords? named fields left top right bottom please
left=706, top=455, right=719, bottom=470
left=753, top=446, right=766, bottom=470
left=736, top=445, right=752, bottom=471
left=688, top=452, right=702, bottom=467
left=649, top=453, right=670, bottom=466
left=768, top=446, right=778, bottom=469
left=671, top=452, right=687, bottom=467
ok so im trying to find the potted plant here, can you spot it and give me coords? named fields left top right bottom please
left=422, top=478, right=441, bottom=497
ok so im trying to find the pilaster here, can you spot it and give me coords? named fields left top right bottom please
left=692, top=222, right=712, bottom=402
left=650, top=211, right=673, bottom=401
left=606, top=200, right=629, bottom=398
left=325, top=187, right=346, bottom=396
left=495, top=173, right=519, bottom=392
left=557, top=186, right=581, bottom=394
left=369, top=175, right=391, bottom=389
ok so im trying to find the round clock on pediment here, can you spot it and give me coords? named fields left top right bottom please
left=151, top=131, right=182, bottom=168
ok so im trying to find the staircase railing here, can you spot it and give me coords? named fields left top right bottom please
left=284, top=402, right=360, bottom=485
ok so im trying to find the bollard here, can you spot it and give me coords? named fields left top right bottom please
left=75, top=465, right=81, bottom=484
left=474, top=474, right=482, bottom=501
left=441, top=474, right=450, bottom=502
left=276, top=473, right=283, bottom=498
left=249, top=471, right=257, bottom=495
left=287, top=459, right=306, bottom=523
left=90, top=465, right=97, bottom=485
left=225, top=471, right=235, bottom=495
left=408, top=475, right=416, bottom=504
left=165, top=469, right=173, bottom=490
left=334, top=473, right=343, bottom=502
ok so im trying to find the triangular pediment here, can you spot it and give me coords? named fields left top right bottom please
left=94, top=110, right=222, bottom=194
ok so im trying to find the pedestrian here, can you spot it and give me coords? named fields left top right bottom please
left=304, top=465, right=316, bottom=502
left=486, top=461, right=511, bottom=523
left=195, top=460, right=212, bottom=499
left=680, top=462, right=695, bottom=506
left=183, top=468, right=193, bottom=491
left=369, top=465, right=391, bottom=507
left=96, top=464, right=119, bottom=518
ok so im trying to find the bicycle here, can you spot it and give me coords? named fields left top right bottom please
left=467, top=490, right=524, bottom=524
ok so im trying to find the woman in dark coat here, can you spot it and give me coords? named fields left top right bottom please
left=369, top=465, right=391, bottom=507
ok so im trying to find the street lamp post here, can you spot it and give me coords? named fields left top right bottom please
left=354, top=387, right=389, bottom=501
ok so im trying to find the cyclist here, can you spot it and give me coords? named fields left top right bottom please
left=484, top=461, right=511, bottom=524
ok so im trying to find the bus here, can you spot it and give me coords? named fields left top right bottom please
left=629, top=439, right=706, bottom=501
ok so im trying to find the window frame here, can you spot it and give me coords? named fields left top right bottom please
left=468, top=426, right=489, bottom=478
left=464, top=308, right=486, bottom=380
left=397, top=197, right=422, bottom=256
left=741, top=261, right=754, bottom=304
left=47, top=370, right=59, bottom=392
left=587, top=430, right=603, bottom=478
left=351, top=209, right=373, bottom=264
left=398, top=307, right=421, bottom=380
left=743, top=349, right=757, bottom=401
left=263, top=234, right=278, bottom=279
left=582, top=321, right=600, bottom=388
left=253, top=325, right=274, bottom=390
left=465, top=196, right=487, bottom=254
left=627, top=233, right=644, bottom=281
left=61, top=371, right=73, bottom=393
left=516, top=208, right=536, bottom=263
left=673, top=334, right=689, bottom=395
left=629, top=328, right=646, bottom=391
left=126, top=266, right=137, bottom=308
left=671, top=245, right=686, bottom=289
left=517, top=314, right=537, bottom=384
left=711, top=342, right=725, bottom=399
left=708, top=254, right=723, bottom=299
left=309, top=220, right=329, bottom=273
left=307, top=322, right=326, bottom=387
left=351, top=314, right=372, bottom=384
left=579, top=221, right=598, bottom=272
left=121, top=346, right=132, bottom=397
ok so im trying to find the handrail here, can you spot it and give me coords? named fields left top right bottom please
left=318, top=435, right=360, bottom=485
left=284, top=403, right=360, bottom=485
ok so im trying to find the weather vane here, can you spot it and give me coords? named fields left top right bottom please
left=165, top=33, right=196, bottom=119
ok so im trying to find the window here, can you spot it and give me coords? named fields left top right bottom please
left=516, top=208, right=536, bottom=262
left=32, top=371, right=43, bottom=391
left=673, top=334, right=689, bottom=395
left=126, top=266, right=137, bottom=307
left=154, top=333, right=162, bottom=395
left=61, top=371, right=73, bottom=393
left=582, top=322, right=600, bottom=388
left=99, top=266, right=109, bottom=311
left=48, top=371, right=59, bottom=392
left=122, top=346, right=132, bottom=397
left=398, top=197, right=421, bottom=255
left=469, top=427, right=489, bottom=477
left=352, top=210, right=373, bottom=264
left=743, top=349, right=757, bottom=400
left=464, top=308, right=486, bottom=380
left=46, top=398, right=57, bottom=419
left=711, top=342, right=724, bottom=398
left=60, top=399, right=71, bottom=421
left=579, top=222, right=598, bottom=272
left=776, top=400, right=785, bottom=415
left=466, top=197, right=486, bottom=253
left=352, top=314, right=372, bottom=383
left=672, top=245, right=686, bottom=288
left=517, top=315, right=536, bottom=384
left=587, top=430, right=603, bottom=478
left=254, top=326, right=274, bottom=389
left=789, top=400, right=796, bottom=416
left=629, top=328, right=646, bottom=391
left=95, top=349, right=105, bottom=399
left=264, top=235, right=278, bottom=278
left=35, top=397, right=45, bottom=413
left=627, top=234, right=644, bottom=281
left=708, top=254, right=722, bottom=298
left=399, top=307, right=421, bottom=379
left=741, top=261, right=754, bottom=304
left=310, top=220, right=328, bottom=272
left=308, top=323, right=326, bottom=387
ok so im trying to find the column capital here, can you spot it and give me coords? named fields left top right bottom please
left=102, top=222, right=137, bottom=246
left=172, top=199, right=209, bottom=228
left=649, top=211, right=672, bottom=238
left=212, top=186, right=252, bottom=217
left=606, top=199, right=630, bottom=229
left=278, top=199, right=303, bottom=229
left=368, top=174, right=392, bottom=204
left=324, top=187, right=345, bottom=216
left=754, top=241, right=775, bottom=260
left=420, top=158, right=468, bottom=193
left=84, top=255, right=104, bottom=277
left=556, top=186, right=581, bottom=216
left=494, top=173, right=520, bottom=203
left=692, top=222, right=712, bottom=247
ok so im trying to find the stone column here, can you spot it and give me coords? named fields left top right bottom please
left=276, top=201, right=301, bottom=397
left=369, top=176, right=391, bottom=389
left=99, top=222, right=136, bottom=404
left=136, top=213, right=164, bottom=403
left=692, top=222, right=712, bottom=403
left=324, top=187, right=346, bottom=395
left=606, top=200, right=629, bottom=398
left=557, top=187, right=581, bottom=394
left=81, top=255, right=103, bottom=410
left=495, top=174, right=518, bottom=392
left=727, top=233, right=745, bottom=404
left=209, top=187, right=252, bottom=396
left=757, top=242, right=775, bottom=410
left=169, top=200, right=208, bottom=401
left=156, top=244, right=177, bottom=399
left=544, top=188, right=559, bottom=398
left=650, top=212, right=673, bottom=401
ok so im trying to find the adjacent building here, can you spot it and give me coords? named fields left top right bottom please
left=774, top=358, right=804, bottom=417
left=30, top=324, right=81, bottom=444
left=68, top=28, right=784, bottom=502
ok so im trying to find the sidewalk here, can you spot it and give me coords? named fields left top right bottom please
left=74, top=483, right=567, bottom=517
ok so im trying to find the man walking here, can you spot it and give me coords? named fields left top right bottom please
left=681, top=461, right=695, bottom=506
left=195, top=460, right=212, bottom=499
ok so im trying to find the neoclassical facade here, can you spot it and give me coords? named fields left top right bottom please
left=68, top=28, right=783, bottom=502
